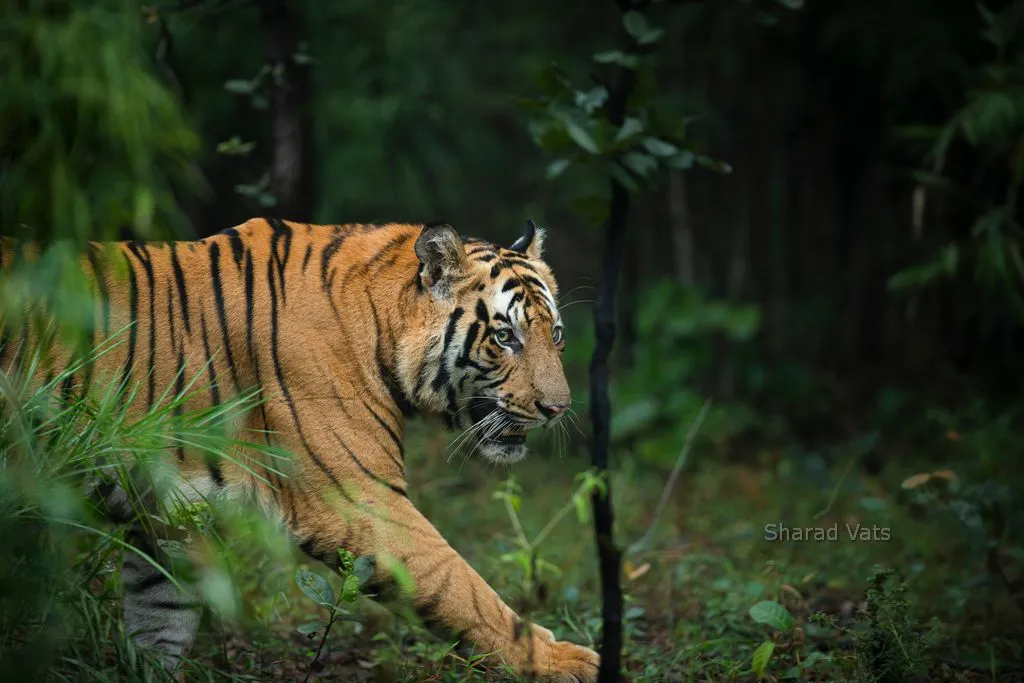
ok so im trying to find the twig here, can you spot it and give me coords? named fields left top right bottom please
left=303, top=599, right=340, bottom=683
left=627, top=398, right=711, bottom=557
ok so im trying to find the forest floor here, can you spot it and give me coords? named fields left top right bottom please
left=177, top=422, right=1024, bottom=683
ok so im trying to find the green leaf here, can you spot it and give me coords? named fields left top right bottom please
left=749, top=600, right=794, bottom=632
left=623, top=152, right=657, bottom=178
left=694, top=154, right=733, bottom=174
left=887, top=244, right=958, bottom=292
left=297, top=621, right=325, bottom=636
left=612, top=398, right=659, bottom=440
left=623, top=11, right=665, bottom=45
left=547, top=158, right=571, bottom=180
left=623, top=12, right=648, bottom=38
left=341, top=574, right=360, bottom=602
left=641, top=137, right=679, bottom=157
left=667, top=150, right=695, bottom=170
left=224, top=79, right=254, bottom=95
left=575, top=86, right=608, bottom=114
left=573, top=494, right=590, bottom=524
left=564, top=121, right=600, bottom=155
left=801, top=651, right=831, bottom=669
left=215, top=136, right=257, bottom=157
left=859, top=496, right=887, bottom=512
left=296, top=567, right=335, bottom=607
left=337, top=548, right=355, bottom=573
left=593, top=51, right=639, bottom=69
left=615, top=117, right=645, bottom=144
left=751, top=640, right=775, bottom=679
left=353, top=555, right=376, bottom=586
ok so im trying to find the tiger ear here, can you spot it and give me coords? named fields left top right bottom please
left=415, top=223, right=467, bottom=298
left=509, top=219, right=545, bottom=259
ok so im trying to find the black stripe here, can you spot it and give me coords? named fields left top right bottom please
left=142, top=600, right=200, bottom=611
left=267, top=218, right=293, bottom=304
left=363, top=399, right=405, bottom=471
left=364, top=293, right=416, bottom=420
left=299, top=538, right=322, bottom=562
left=267, top=256, right=352, bottom=496
left=243, top=250, right=273, bottom=446
left=520, top=274, right=548, bottom=291
left=87, top=245, right=111, bottom=340
left=169, top=243, right=192, bottom=334
left=330, top=428, right=406, bottom=496
left=455, top=322, right=480, bottom=369
left=118, top=252, right=139, bottom=397
left=302, top=244, right=313, bottom=273
left=173, top=349, right=186, bottom=461
left=430, top=307, right=464, bottom=392
left=222, top=228, right=245, bottom=269
left=168, top=283, right=185, bottom=461
left=127, top=570, right=167, bottom=593
left=320, top=232, right=348, bottom=291
left=206, top=456, right=225, bottom=486
left=199, top=310, right=222, bottom=407
left=475, top=300, right=489, bottom=323
left=501, top=278, right=519, bottom=292
left=362, top=233, right=412, bottom=275
left=126, top=242, right=156, bottom=409
left=208, top=242, right=240, bottom=391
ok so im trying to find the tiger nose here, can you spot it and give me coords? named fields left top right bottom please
left=536, top=401, right=569, bottom=420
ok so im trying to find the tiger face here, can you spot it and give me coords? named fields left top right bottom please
left=410, top=221, right=570, bottom=464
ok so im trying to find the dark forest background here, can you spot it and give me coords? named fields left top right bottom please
left=2, top=0, right=1023, bottom=681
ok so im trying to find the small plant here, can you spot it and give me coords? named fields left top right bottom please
left=293, top=549, right=370, bottom=682
left=494, top=470, right=606, bottom=604
left=855, top=566, right=945, bottom=683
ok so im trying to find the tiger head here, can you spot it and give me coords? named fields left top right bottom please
left=406, top=220, right=570, bottom=464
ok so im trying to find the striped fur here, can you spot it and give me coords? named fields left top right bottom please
left=0, top=219, right=598, bottom=682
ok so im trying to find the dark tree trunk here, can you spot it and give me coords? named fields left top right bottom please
left=590, top=2, right=650, bottom=678
left=258, top=0, right=314, bottom=221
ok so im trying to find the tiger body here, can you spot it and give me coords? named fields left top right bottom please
left=0, top=219, right=599, bottom=681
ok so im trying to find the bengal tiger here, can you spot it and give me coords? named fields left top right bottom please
left=0, top=218, right=600, bottom=682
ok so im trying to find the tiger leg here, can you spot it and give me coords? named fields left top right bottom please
left=295, top=494, right=599, bottom=683
left=95, top=474, right=201, bottom=671
left=121, top=523, right=202, bottom=670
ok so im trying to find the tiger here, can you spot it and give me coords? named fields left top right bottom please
left=0, top=218, right=600, bottom=682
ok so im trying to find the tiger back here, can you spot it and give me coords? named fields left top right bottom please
left=0, top=219, right=600, bottom=682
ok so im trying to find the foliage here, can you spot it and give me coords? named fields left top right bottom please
left=494, top=471, right=606, bottom=603
left=0, top=340, right=291, bottom=680
left=0, top=0, right=200, bottom=246
left=518, top=7, right=730, bottom=228
left=890, top=3, right=1024, bottom=316
left=609, top=281, right=761, bottom=463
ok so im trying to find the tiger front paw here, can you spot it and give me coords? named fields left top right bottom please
left=531, top=637, right=600, bottom=683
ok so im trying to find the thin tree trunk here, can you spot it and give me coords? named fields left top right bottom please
left=669, top=169, right=696, bottom=286
left=258, top=0, right=314, bottom=221
left=590, top=1, right=648, bottom=677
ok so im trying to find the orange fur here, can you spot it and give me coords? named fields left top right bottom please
left=0, top=219, right=599, bottom=682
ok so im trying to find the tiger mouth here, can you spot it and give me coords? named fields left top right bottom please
left=486, top=428, right=527, bottom=446
left=467, top=399, right=529, bottom=446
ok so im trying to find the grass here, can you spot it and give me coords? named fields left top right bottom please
left=163, top=420, right=1021, bottom=682
left=2, top=327, right=1022, bottom=682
